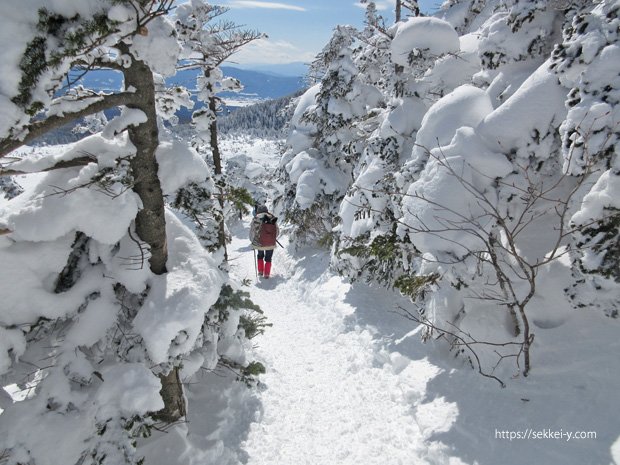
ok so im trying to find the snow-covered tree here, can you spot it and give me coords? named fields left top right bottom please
left=331, top=9, right=413, bottom=284
left=389, top=2, right=580, bottom=378
left=0, top=2, right=263, bottom=463
left=285, top=0, right=620, bottom=383
left=277, top=24, right=382, bottom=244
left=551, top=0, right=620, bottom=317
left=218, top=92, right=301, bottom=139
left=395, top=0, right=421, bottom=22
left=175, top=0, right=262, bottom=259
left=334, top=12, right=478, bottom=288
left=437, top=0, right=490, bottom=34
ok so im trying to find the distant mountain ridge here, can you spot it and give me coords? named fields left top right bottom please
left=74, top=66, right=306, bottom=102
left=229, top=62, right=310, bottom=77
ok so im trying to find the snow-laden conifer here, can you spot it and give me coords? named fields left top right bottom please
left=0, top=2, right=263, bottom=463
left=282, top=0, right=620, bottom=381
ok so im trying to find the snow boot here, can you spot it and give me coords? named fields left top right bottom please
left=263, top=261, right=272, bottom=279
left=257, top=258, right=264, bottom=276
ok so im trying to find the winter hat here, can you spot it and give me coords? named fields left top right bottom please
left=257, top=205, right=268, bottom=214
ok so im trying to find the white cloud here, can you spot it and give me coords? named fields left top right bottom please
left=353, top=1, right=392, bottom=11
left=226, top=38, right=316, bottom=65
left=227, top=1, right=306, bottom=11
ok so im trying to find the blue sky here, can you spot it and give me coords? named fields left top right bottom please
left=215, top=0, right=441, bottom=65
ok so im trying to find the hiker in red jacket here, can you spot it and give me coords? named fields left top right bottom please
left=249, top=205, right=279, bottom=278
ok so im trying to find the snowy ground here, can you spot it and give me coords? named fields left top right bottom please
left=234, top=224, right=620, bottom=465
left=230, top=228, right=455, bottom=465
left=141, top=214, right=619, bottom=465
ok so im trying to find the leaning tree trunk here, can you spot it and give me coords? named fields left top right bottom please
left=121, top=45, right=185, bottom=423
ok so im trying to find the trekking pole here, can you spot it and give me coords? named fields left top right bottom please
left=253, top=249, right=258, bottom=279
left=276, top=239, right=284, bottom=248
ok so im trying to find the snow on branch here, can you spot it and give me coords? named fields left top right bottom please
left=0, top=91, right=141, bottom=158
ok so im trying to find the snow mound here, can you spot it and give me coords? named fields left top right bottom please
left=130, top=16, right=180, bottom=77
left=478, top=62, right=567, bottom=159
left=3, top=168, right=140, bottom=244
left=391, top=17, right=460, bottom=67
left=287, top=84, right=320, bottom=153
left=404, top=127, right=512, bottom=257
left=95, top=363, right=164, bottom=417
left=245, top=161, right=267, bottom=180
left=413, top=84, right=494, bottom=161
left=381, top=97, right=427, bottom=137
left=133, top=211, right=225, bottom=365
left=284, top=149, right=349, bottom=210
left=157, top=139, right=210, bottom=195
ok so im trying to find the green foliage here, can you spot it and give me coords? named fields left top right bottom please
left=123, top=415, right=152, bottom=440
left=577, top=206, right=620, bottom=282
left=172, top=181, right=220, bottom=250
left=213, top=284, right=261, bottom=317
left=173, top=182, right=212, bottom=212
left=174, top=183, right=252, bottom=251
left=215, top=284, right=271, bottom=338
left=91, top=415, right=152, bottom=465
left=337, top=231, right=417, bottom=286
left=243, top=361, right=266, bottom=378
left=317, top=232, right=334, bottom=249
left=226, top=186, right=254, bottom=215
left=220, top=358, right=266, bottom=387
left=14, top=37, right=47, bottom=112
left=283, top=201, right=332, bottom=245
left=394, top=273, right=439, bottom=300
left=13, top=8, right=117, bottom=114
left=239, top=312, right=272, bottom=340
left=211, top=284, right=269, bottom=338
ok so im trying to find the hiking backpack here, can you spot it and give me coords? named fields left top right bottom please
left=251, top=214, right=278, bottom=248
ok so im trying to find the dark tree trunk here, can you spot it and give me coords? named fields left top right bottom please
left=121, top=45, right=185, bottom=422
left=209, top=96, right=223, bottom=177
left=152, top=368, right=187, bottom=423
left=121, top=46, right=168, bottom=276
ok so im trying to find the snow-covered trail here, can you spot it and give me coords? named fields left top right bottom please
left=228, top=221, right=456, bottom=465
left=141, top=215, right=620, bottom=465
left=141, top=214, right=620, bottom=465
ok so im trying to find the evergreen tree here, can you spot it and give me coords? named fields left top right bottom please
left=0, top=2, right=264, bottom=463
left=285, top=0, right=620, bottom=381
left=277, top=25, right=382, bottom=244
left=552, top=0, right=620, bottom=317
left=218, top=92, right=302, bottom=139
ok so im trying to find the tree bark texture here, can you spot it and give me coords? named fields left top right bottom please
left=209, top=95, right=223, bottom=177
left=122, top=48, right=168, bottom=275
left=154, top=367, right=187, bottom=423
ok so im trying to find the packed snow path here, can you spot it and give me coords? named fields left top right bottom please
left=140, top=216, right=619, bottom=465
left=229, top=221, right=455, bottom=465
